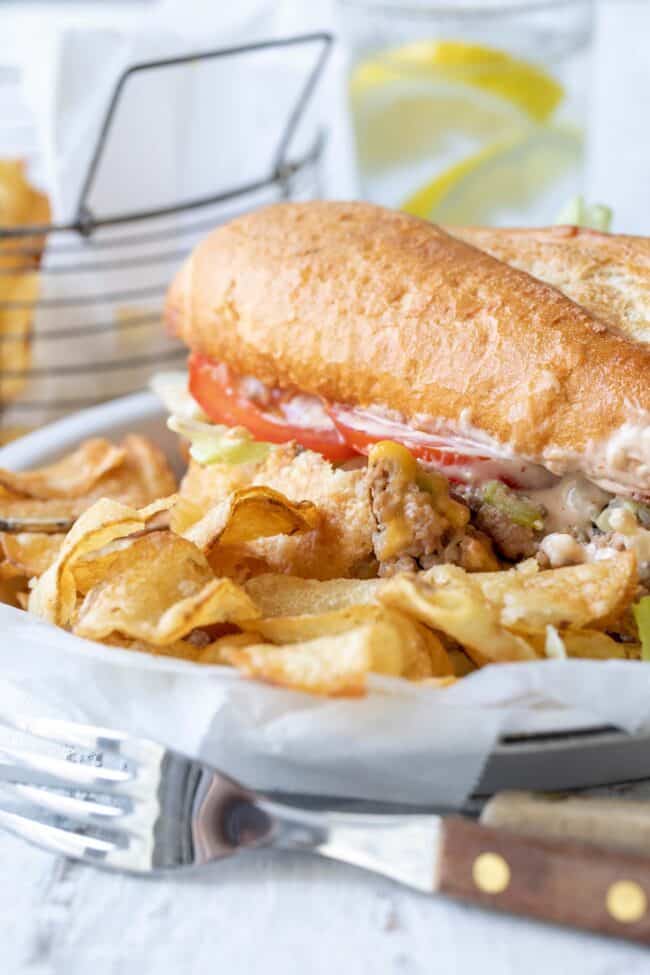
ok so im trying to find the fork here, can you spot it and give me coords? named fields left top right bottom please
left=3, top=717, right=650, bottom=944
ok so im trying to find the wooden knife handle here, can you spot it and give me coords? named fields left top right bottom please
left=438, top=816, right=650, bottom=943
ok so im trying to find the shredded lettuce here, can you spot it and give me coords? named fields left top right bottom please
left=482, top=481, right=545, bottom=530
left=150, top=371, right=272, bottom=466
left=167, top=416, right=271, bottom=466
left=633, top=597, right=650, bottom=662
left=555, top=195, right=613, bottom=232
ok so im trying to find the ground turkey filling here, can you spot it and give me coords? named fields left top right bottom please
left=367, top=453, right=499, bottom=576
left=367, top=452, right=650, bottom=600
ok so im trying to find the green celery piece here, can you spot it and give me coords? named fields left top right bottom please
left=482, top=480, right=544, bottom=529
left=555, top=195, right=613, bottom=232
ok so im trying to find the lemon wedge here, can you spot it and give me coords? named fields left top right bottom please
left=402, top=125, right=583, bottom=225
left=350, top=40, right=563, bottom=123
left=349, top=38, right=577, bottom=223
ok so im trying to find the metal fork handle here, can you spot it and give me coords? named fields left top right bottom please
left=237, top=800, right=439, bottom=891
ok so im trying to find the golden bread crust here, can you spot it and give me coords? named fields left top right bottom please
left=453, top=225, right=650, bottom=346
left=166, top=201, right=650, bottom=465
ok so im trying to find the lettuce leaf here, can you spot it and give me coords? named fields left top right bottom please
left=555, top=195, right=613, bottom=232
left=150, top=371, right=272, bottom=466
left=168, top=416, right=271, bottom=466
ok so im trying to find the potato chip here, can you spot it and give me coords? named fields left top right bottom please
left=0, top=495, right=92, bottom=526
left=68, top=497, right=178, bottom=595
left=183, top=486, right=320, bottom=552
left=470, top=553, right=637, bottom=633
left=417, top=676, right=458, bottom=689
left=379, top=571, right=539, bottom=665
left=537, top=629, right=641, bottom=661
left=73, top=537, right=144, bottom=595
left=28, top=499, right=147, bottom=625
left=0, top=161, right=50, bottom=406
left=0, top=559, right=27, bottom=580
left=197, top=632, right=260, bottom=665
left=73, top=532, right=258, bottom=645
left=0, top=571, right=28, bottom=608
left=0, top=435, right=178, bottom=527
left=244, top=574, right=382, bottom=618
left=408, top=621, right=452, bottom=679
left=0, top=532, right=64, bottom=577
left=103, top=633, right=204, bottom=662
left=0, top=439, right=125, bottom=499
left=448, top=648, right=478, bottom=677
left=240, top=603, right=385, bottom=644
left=169, top=496, right=205, bottom=535
left=119, top=435, right=177, bottom=504
left=225, top=620, right=407, bottom=696
left=241, top=603, right=451, bottom=681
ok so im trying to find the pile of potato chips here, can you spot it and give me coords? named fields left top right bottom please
left=0, top=436, right=642, bottom=696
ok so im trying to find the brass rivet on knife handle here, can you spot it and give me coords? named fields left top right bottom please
left=607, top=881, right=647, bottom=923
left=472, top=852, right=510, bottom=894
left=437, top=816, right=650, bottom=944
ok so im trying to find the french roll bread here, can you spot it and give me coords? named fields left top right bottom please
left=452, top=224, right=650, bottom=347
left=166, top=201, right=650, bottom=481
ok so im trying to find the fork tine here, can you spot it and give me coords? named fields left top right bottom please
left=0, top=780, right=128, bottom=825
left=4, top=715, right=163, bottom=766
left=10, top=715, right=129, bottom=750
left=0, top=744, right=134, bottom=792
left=0, top=807, right=118, bottom=860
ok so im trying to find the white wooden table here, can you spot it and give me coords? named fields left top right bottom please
left=3, top=2, right=650, bottom=972
left=4, top=827, right=650, bottom=975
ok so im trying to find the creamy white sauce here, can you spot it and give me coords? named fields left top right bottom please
left=529, top=476, right=611, bottom=534
left=582, top=416, right=650, bottom=497
left=542, top=414, right=650, bottom=498
left=281, top=394, right=334, bottom=431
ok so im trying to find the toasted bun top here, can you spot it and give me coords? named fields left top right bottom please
left=453, top=225, right=650, bottom=347
left=166, top=201, right=650, bottom=483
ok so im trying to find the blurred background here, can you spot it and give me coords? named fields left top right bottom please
left=0, top=0, right=648, bottom=438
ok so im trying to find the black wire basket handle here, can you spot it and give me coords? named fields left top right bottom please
left=0, top=31, right=333, bottom=243
left=75, top=31, right=334, bottom=237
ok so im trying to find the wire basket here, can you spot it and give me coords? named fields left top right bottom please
left=0, top=33, right=332, bottom=442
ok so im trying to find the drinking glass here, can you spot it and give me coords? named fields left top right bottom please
left=338, top=0, right=594, bottom=225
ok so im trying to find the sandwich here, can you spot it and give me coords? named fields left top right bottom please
left=160, top=201, right=650, bottom=590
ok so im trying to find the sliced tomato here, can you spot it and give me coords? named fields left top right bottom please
left=188, top=354, right=356, bottom=462
left=188, top=354, right=532, bottom=486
